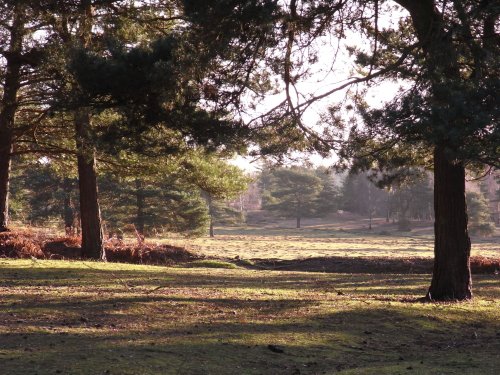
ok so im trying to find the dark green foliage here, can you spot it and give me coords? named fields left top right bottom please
left=69, top=33, right=248, bottom=156
left=9, top=159, right=211, bottom=237
left=182, top=0, right=280, bottom=102
left=313, top=168, right=341, bottom=215
left=261, top=167, right=323, bottom=226
left=466, top=191, right=495, bottom=236
left=183, top=0, right=323, bottom=158
left=9, top=160, right=78, bottom=226
left=99, top=175, right=209, bottom=237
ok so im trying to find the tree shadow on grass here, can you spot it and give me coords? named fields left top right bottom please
left=1, top=264, right=498, bottom=298
left=1, top=300, right=499, bottom=375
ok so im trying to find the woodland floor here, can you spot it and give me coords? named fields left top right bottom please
left=1, top=219, right=499, bottom=374
left=0, top=260, right=499, bottom=375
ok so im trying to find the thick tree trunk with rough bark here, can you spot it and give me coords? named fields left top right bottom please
left=427, top=146, right=471, bottom=300
left=75, top=109, right=105, bottom=260
left=0, top=135, right=13, bottom=232
left=0, top=7, right=24, bottom=232
left=395, top=0, right=474, bottom=300
left=70, top=0, right=105, bottom=260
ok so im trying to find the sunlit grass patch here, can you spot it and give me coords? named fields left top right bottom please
left=0, top=259, right=498, bottom=374
left=164, top=226, right=499, bottom=260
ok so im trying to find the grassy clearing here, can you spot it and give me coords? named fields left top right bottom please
left=165, top=225, right=500, bottom=260
left=185, top=259, right=240, bottom=269
left=1, top=259, right=499, bottom=375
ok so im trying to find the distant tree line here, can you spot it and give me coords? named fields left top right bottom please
left=9, top=154, right=248, bottom=239
left=256, top=166, right=495, bottom=235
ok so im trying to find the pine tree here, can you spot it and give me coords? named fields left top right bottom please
left=261, top=167, right=322, bottom=228
left=99, top=174, right=210, bottom=238
left=0, top=1, right=47, bottom=231
left=466, top=191, right=495, bottom=237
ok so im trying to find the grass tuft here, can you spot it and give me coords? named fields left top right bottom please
left=185, top=259, right=239, bottom=269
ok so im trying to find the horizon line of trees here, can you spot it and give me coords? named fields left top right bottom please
left=255, top=166, right=495, bottom=235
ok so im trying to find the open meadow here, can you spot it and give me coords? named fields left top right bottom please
left=166, top=218, right=500, bottom=261
left=1, top=220, right=499, bottom=374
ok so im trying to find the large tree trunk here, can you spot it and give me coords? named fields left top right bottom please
left=0, top=135, right=13, bottom=232
left=0, top=7, right=24, bottom=232
left=427, top=146, right=471, bottom=300
left=394, top=0, right=473, bottom=301
left=75, top=109, right=105, bottom=260
left=71, top=0, right=104, bottom=260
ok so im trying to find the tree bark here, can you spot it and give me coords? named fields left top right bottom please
left=427, top=146, right=471, bottom=300
left=0, top=7, right=24, bottom=232
left=70, top=0, right=105, bottom=260
left=394, top=0, right=473, bottom=300
left=209, top=219, right=214, bottom=237
left=0, top=134, right=13, bottom=232
left=75, top=109, right=105, bottom=260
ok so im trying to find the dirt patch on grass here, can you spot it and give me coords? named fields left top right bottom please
left=240, top=255, right=499, bottom=274
left=0, top=230, right=199, bottom=265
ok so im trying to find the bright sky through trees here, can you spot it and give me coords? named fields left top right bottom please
left=232, top=2, right=406, bottom=170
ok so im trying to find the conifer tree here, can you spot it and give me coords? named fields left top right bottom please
left=262, top=167, right=322, bottom=228
left=184, top=0, right=499, bottom=300
left=466, top=191, right=495, bottom=237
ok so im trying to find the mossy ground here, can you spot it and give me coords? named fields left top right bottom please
left=1, top=259, right=499, bottom=375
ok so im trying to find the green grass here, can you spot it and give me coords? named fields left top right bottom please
left=1, top=259, right=499, bottom=374
left=185, top=259, right=240, bottom=269
left=164, top=225, right=500, bottom=260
